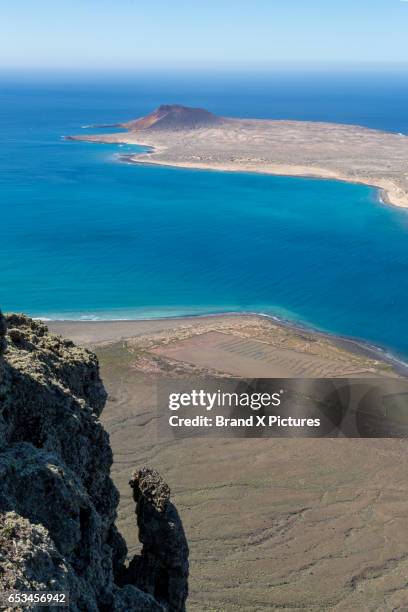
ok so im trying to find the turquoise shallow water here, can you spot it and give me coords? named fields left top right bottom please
left=1, top=75, right=408, bottom=358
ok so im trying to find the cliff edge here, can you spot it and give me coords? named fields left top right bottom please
left=0, top=311, right=188, bottom=611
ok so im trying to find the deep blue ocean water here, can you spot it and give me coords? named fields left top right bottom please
left=1, top=71, right=408, bottom=357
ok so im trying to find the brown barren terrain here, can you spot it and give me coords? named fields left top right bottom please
left=49, top=315, right=408, bottom=610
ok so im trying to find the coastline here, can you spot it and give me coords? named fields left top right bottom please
left=47, top=311, right=408, bottom=377
left=67, top=114, right=408, bottom=209
left=59, top=113, right=408, bottom=373
left=73, top=136, right=404, bottom=208
left=125, top=151, right=404, bottom=209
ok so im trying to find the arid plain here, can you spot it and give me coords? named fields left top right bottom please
left=49, top=315, right=408, bottom=611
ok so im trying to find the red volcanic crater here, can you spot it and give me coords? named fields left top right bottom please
left=122, top=104, right=223, bottom=131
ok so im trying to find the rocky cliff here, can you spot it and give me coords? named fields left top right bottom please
left=0, top=312, right=188, bottom=611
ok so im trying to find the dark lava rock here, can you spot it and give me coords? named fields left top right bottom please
left=0, top=313, right=188, bottom=611
left=0, top=310, right=6, bottom=358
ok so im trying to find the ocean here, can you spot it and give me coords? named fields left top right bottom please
left=1, top=70, right=408, bottom=358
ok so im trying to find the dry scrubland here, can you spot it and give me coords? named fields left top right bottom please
left=50, top=315, right=408, bottom=610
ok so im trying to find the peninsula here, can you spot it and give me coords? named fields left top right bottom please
left=68, top=104, right=408, bottom=208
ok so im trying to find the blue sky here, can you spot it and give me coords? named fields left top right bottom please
left=1, top=0, right=408, bottom=70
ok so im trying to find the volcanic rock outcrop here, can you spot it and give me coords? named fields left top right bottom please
left=0, top=312, right=188, bottom=611
left=0, top=311, right=6, bottom=357
left=125, top=469, right=189, bottom=610
left=122, top=104, right=223, bottom=131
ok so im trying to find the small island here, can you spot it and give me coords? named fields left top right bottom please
left=68, top=104, right=408, bottom=208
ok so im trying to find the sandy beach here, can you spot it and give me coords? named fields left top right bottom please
left=48, top=313, right=402, bottom=379
left=69, top=112, right=408, bottom=208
